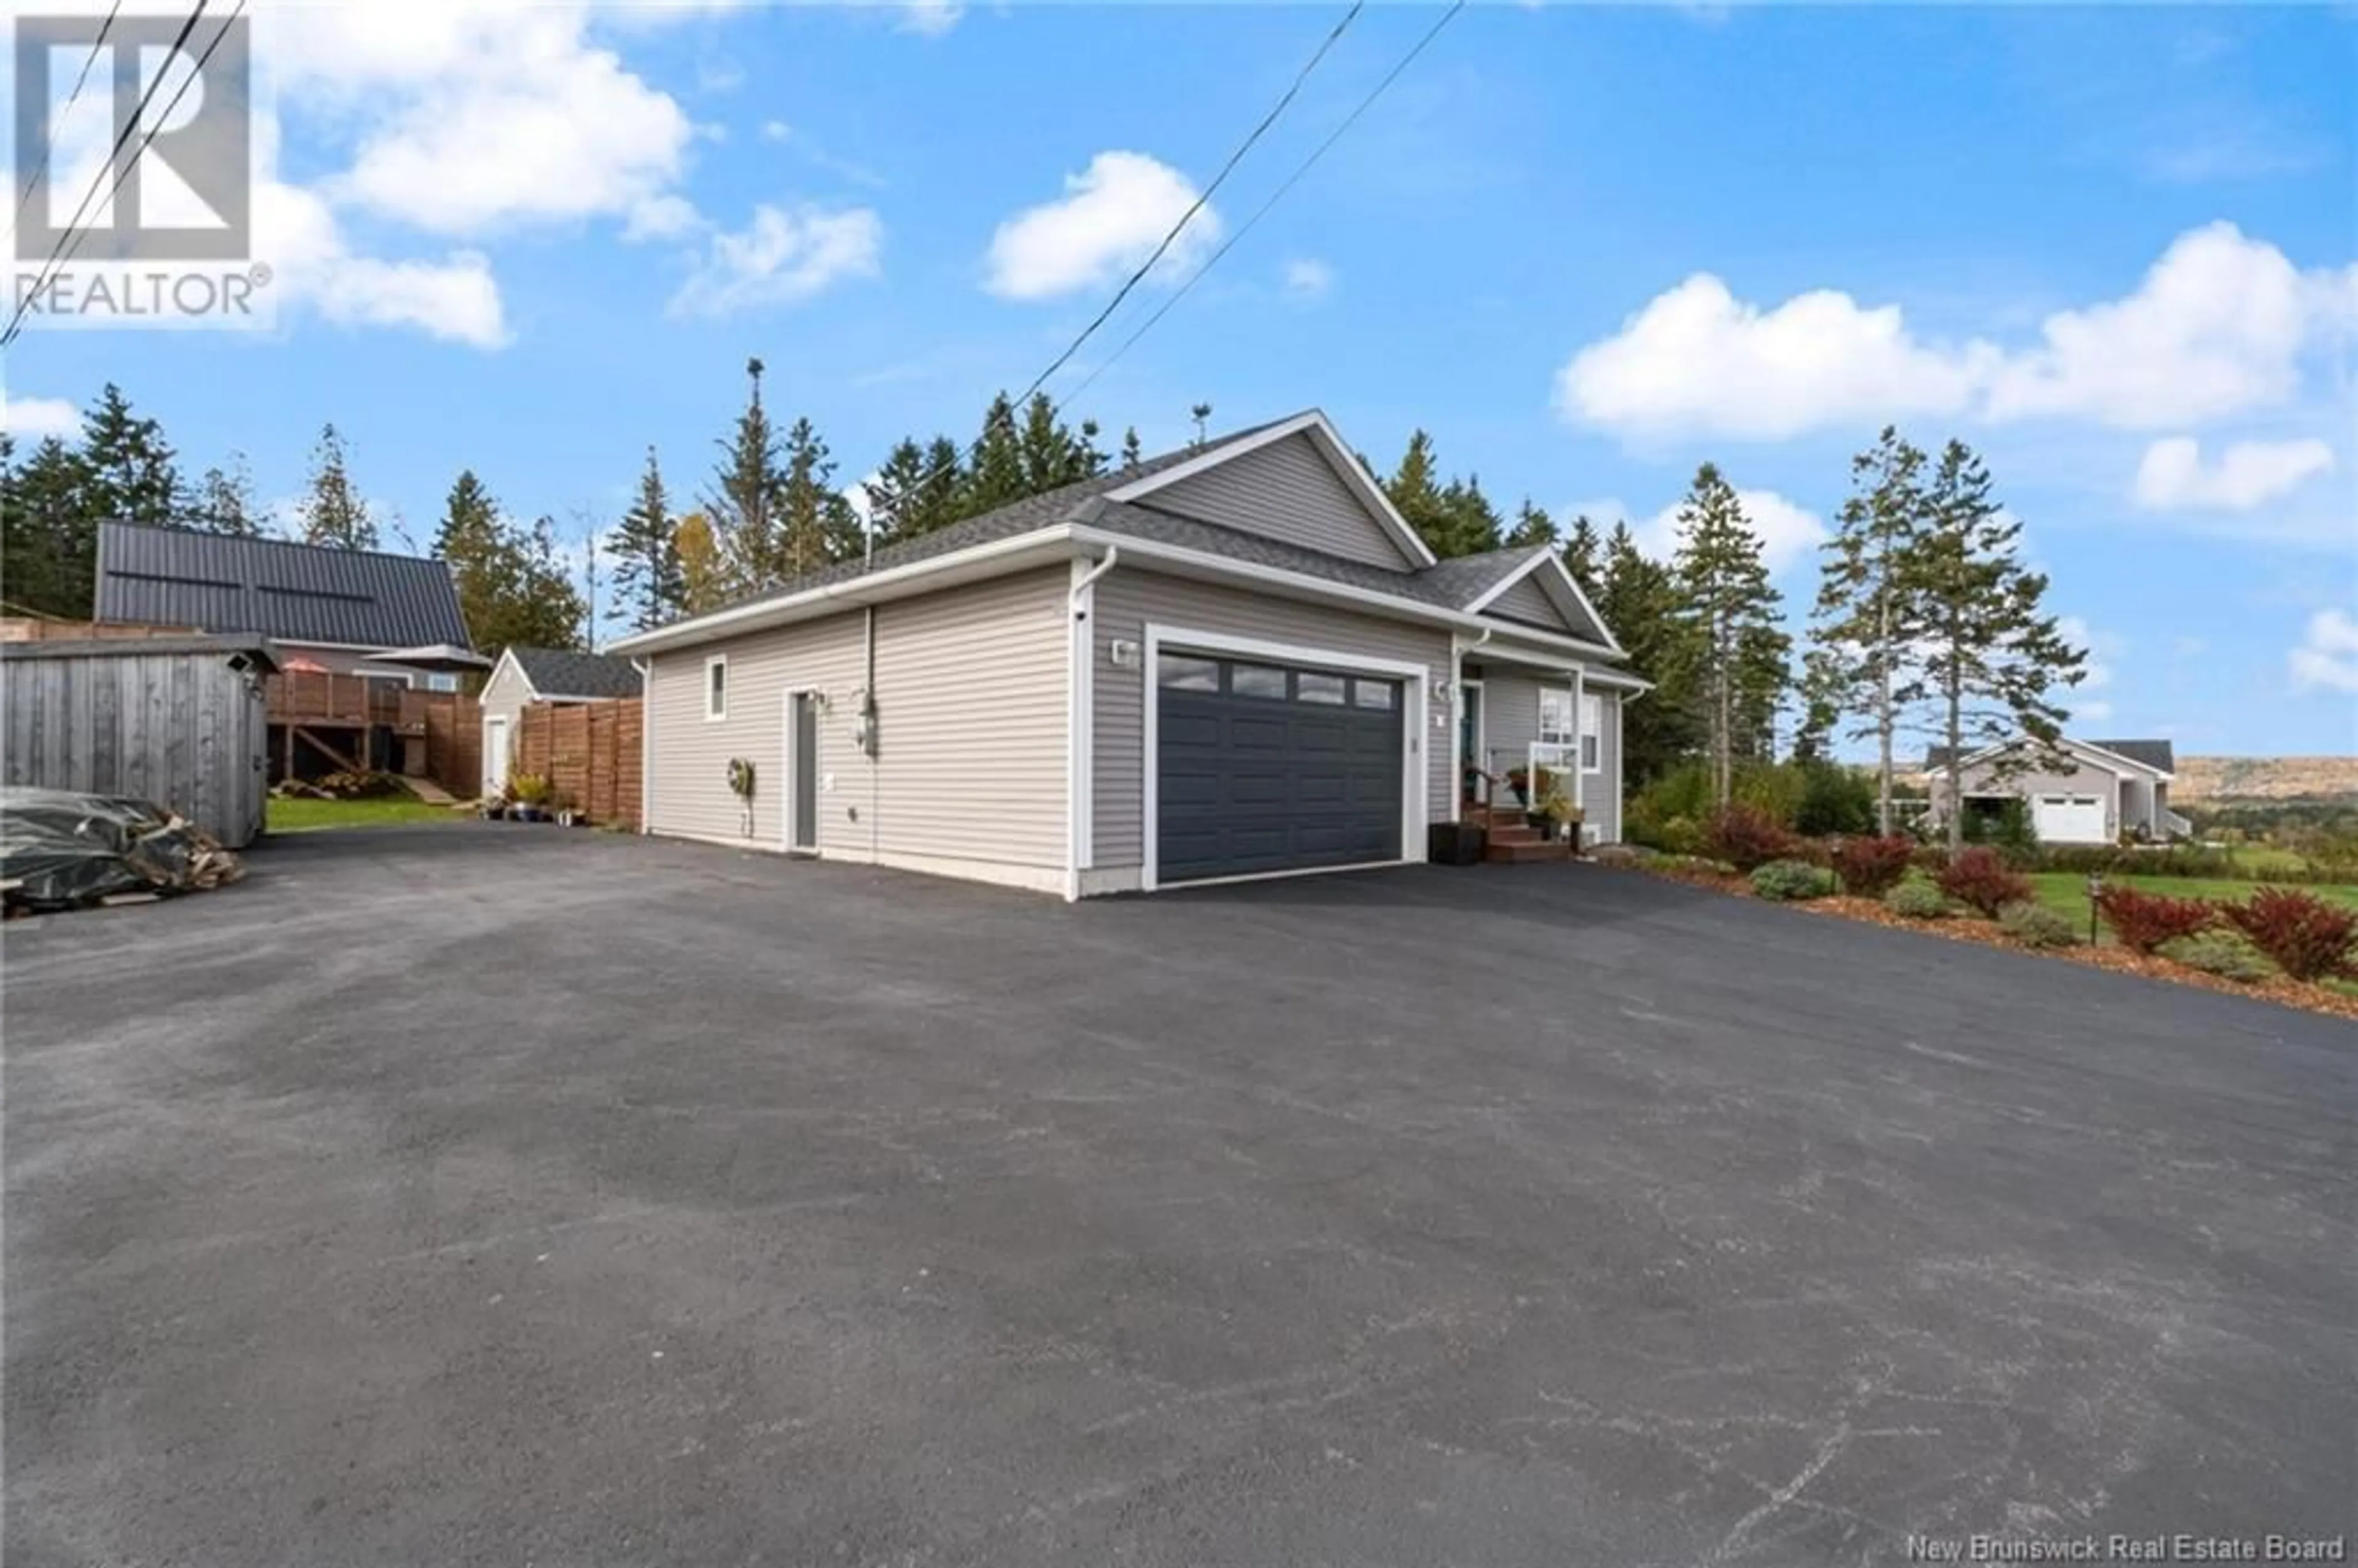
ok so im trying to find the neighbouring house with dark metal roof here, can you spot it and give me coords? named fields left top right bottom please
left=94, top=521, right=475, bottom=688
left=476, top=646, right=647, bottom=796
left=1923, top=734, right=2185, bottom=845
left=609, top=408, right=1650, bottom=899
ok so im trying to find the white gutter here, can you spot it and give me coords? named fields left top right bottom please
left=1064, top=547, right=1119, bottom=901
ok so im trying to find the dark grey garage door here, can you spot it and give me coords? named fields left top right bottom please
left=1156, top=651, right=1404, bottom=884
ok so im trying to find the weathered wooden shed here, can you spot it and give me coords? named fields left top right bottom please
left=1, top=635, right=279, bottom=848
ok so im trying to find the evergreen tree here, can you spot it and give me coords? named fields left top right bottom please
left=79, top=383, right=186, bottom=529
left=609, top=446, right=683, bottom=634
left=1898, top=441, right=2087, bottom=853
left=509, top=516, right=590, bottom=651
left=1596, top=521, right=1695, bottom=783
left=962, top=392, right=1028, bottom=516
left=866, top=435, right=965, bottom=546
left=1804, top=427, right=1929, bottom=833
left=1189, top=402, right=1213, bottom=448
left=773, top=415, right=863, bottom=577
left=1506, top=498, right=1558, bottom=549
left=1435, top=474, right=1504, bottom=557
left=1561, top=513, right=1603, bottom=599
left=434, top=471, right=588, bottom=653
left=1, top=434, right=97, bottom=618
left=704, top=358, right=776, bottom=594
left=1384, top=430, right=1450, bottom=554
left=1668, top=464, right=1789, bottom=808
left=1119, top=426, right=1144, bottom=468
left=193, top=452, right=263, bottom=536
left=297, top=423, right=377, bottom=549
left=1016, top=393, right=1102, bottom=493
left=675, top=511, right=730, bottom=614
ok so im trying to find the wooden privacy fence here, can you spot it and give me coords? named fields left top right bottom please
left=411, top=689, right=484, bottom=799
left=512, top=698, right=642, bottom=829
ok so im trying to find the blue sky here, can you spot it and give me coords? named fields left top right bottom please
left=4, top=1, right=2353, bottom=755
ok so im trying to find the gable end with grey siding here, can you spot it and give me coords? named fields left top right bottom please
left=1146, top=432, right=1420, bottom=572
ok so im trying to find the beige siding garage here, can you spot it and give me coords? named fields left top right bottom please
left=644, top=613, right=869, bottom=851
left=644, top=567, right=1071, bottom=887
left=869, top=567, right=1070, bottom=879
left=1089, top=569, right=1453, bottom=874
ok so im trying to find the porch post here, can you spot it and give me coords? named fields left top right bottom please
left=1448, top=637, right=1463, bottom=823
left=1570, top=664, right=1586, bottom=814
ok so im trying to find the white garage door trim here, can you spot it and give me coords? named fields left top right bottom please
left=2032, top=793, right=2106, bottom=844
left=1142, top=623, right=1430, bottom=893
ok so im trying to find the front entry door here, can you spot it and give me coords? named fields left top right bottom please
left=483, top=716, right=510, bottom=797
left=789, top=693, right=820, bottom=852
left=1458, top=681, right=1484, bottom=801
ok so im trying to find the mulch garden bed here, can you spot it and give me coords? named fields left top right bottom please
left=1601, top=861, right=2358, bottom=1024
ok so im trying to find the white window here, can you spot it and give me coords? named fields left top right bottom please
left=705, top=654, right=728, bottom=721
left=1580, top=693, right=1602, bottom=772
left=426, top=672, right=460, bottom=693
left=1538, top=689, right=1573, bottom=745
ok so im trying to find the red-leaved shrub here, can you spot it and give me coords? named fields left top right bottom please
left=1706, top=804, right=1796, bottom=872
left=2093, top=885, right=2217, bottom=955
left=1936, top=847, right=2034, bottom=918
left=1831, top=835, right=1916, bottom=897
left=2221, top=888, right=2357, bottom=981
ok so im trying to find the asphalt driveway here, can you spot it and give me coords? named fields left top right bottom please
left=7, top=827, right=2353, bottom=1566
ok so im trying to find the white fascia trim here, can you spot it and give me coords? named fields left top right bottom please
left=1103, top=409, right=1441, bottom=570
left=1141, top=622, right=1431, bottom=894
left=478, top=646, right=528, bottom=704
left=607, top=529, right=1081, bottom=656
left=1072, top=526, right=1625, bottom=663
left=1463, top=548, right=1627, bottom=657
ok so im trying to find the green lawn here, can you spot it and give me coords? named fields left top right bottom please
left=267, top=794, right=464, bottom=833
left=2023, top=871, right=2358, bottom=945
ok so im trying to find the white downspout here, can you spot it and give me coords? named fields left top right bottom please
left=1065, top=548, right=1119, bottom=901
left=1461, top=627, right=1491, bottom=815
left=631, top=656, right=653, bottom=834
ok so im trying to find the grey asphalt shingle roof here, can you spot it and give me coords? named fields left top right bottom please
left=95, top=522, right=470, bottom=650
left=1924, top=737, right=2174, bottom=774
left=509, top=646, right=643, bottom=700
left=683, top=419, right=1583, bottom=638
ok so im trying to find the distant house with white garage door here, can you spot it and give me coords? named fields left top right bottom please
left=609, top=409, right=1649, bottom=899
left=1923, top=735, right=2186, bottom=845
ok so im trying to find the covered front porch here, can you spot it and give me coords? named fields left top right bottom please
left=1455, top=649, right=1627, bottom=847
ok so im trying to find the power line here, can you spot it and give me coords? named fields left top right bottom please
left=1016, top=0, right=1364, bottom=406
left=7, top=0, right=125, bottom=242
left=1053, top=0, right=1467, bottom=417
left=2, top=0, right=215, bottom=347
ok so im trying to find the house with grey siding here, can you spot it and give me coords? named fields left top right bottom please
left=609, top=410, right=1649, bottom=898
left=1923, top=735, right=2184, bottom=845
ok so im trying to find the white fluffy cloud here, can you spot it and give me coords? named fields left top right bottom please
left=985, top=152, right=1218, bottom=301
left=2132, top=436, right=2337, bottom=511
left=0, top=395, right=82, bottom=438
left=1558, top=223, right=2353, bottom=442
left=2289, top=609, right=2358, bottom=695
left=1576, top=489, right=1827, bottom=576
left=667, top=203, right=882, bottom=318
left=897, top=1, right=964, bottom=36
left=1283, top=258, right=1334, bottom=301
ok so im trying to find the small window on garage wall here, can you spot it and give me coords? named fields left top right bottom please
left=1158, top=654, right=1220, bottom=691
left=1296, top=672, right=1347, bottom=705
left=705, top=654, right=728, bottom=720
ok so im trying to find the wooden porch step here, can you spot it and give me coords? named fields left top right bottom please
left=1485, top=837, right=1572, bottom=864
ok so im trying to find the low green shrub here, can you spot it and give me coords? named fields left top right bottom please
left=1997, top=900, right=2078, bottom=949
left=1885, top=881, right=1949, bottom=920
left=1793, top=762, right=1877, bottom=837
left=2158, top=930, right=2273, bottom=984
left=1750, top=859, right=1837, bottom=901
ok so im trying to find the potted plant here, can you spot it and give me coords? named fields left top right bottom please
left=507, top=770, right=553, bottom=822
left=1504, top=767, right=1530, bottom=807
left=1543, top=789, right=1585, bottom=846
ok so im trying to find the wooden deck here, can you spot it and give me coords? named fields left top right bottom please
left=266, top=672, right=407, bottom=728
